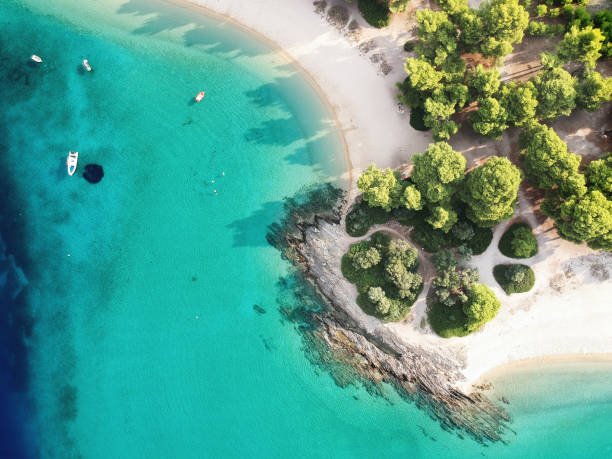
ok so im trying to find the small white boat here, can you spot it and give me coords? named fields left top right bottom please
left=31, top=54, right=43, bottom=63
left=67, top=151, right=79, bottom=176
left=195, top=91, right=205, bottom=103
left=82, top=59, right=92, bottom=72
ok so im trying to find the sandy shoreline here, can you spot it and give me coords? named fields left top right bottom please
left=183, top=0, right=612, bottom=388
left=179, top=0, right=432, bottom=177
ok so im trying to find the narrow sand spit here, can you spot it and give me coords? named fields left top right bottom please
left=188, top=0, right=612, bottom=388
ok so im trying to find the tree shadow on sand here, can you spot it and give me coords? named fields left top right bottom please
left=116, top=0, right=265, bottom=58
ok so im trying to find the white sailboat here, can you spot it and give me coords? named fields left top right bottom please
left=82, top=59, right=92, bottom=72
left=31, top=54, right=42, bottom=63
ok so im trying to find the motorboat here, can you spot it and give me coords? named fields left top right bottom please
left=67, top=151, right=79, bottom=176
left=195, top=91, right=205, bottom=103
left=31, top=54, right=42, bottom=63
left=82, top=59, right=92, bottom=72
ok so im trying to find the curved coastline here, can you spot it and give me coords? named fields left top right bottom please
left=166, top=0, right=355, bottom=191
left=189, top=0, right=612, bottom=390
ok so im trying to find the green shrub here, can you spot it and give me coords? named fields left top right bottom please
left=493, top=264, right=535, bottom=294
left=345, top=200, right=392, bottom=236
left=409, top=106, right=429, bottom=131
left=467, top=226, right=494, bottom=255
left=342, top=232, right=423, bottom=321
left=549, top=7, right=560, bottom=17
left=535, top=4, right=548, bottom=17
left=428, top=297, right=471, bottom=338
left=403, top=40, right=415, bottom=52
left=499, top=222, right=538, bottom=258
left=358, top=0, right=391, bottom=28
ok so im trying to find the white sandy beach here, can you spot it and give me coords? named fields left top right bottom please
left=188, top=0, right=612, bottom=388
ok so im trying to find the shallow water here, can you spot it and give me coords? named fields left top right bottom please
left=1, top=1, right=611, bottom=457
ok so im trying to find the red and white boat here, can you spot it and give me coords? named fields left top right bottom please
left=67, top=151, right=79, bottom=176
left=195, top=91, right=205, bottom=103
left=31, top=54, right=42, bottom=63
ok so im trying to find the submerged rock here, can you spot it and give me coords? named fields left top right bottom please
left=83, top=164, right=104, bottom=183
left=253, top=304, right=266, bottom=315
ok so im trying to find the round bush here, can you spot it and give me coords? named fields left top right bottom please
left=493, top=264, right=535, bottom=294
left=403, top=40, right=415, bottom=52
left=358, top=0, right=391, bottom=28
left=498, top=222, right=538, bottom=258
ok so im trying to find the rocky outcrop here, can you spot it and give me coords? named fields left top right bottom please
left=271, top=185, right=510, bottom=443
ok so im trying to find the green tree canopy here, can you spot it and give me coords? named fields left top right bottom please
left=470, top=97, right=509, bottom=138
left=401, top=185, right=424, bottom=210
left=426, top=205, right=459, bottom=233
left=352, top=246, right=382, bottom=270
left=462, top=157, right=523, bottom=227
left=411, top=142, right=467, bottom=203
left=457, top=9, right=485, bottom=48
left=415, top=10, right=459, bottom=67
left=436, top=0, right=469, bottom=15
left=357, top=165, right=403, bottom=211
left=556, top=190, right=612, bottom=250
left=586, top=153, right=612, bottom=198
left=404, top=58, right=444, bottom=92
left=575, top=71, right=612, bottom=112
left=479, top=0, right=529, bottom=57
left=467, top=64, right=501, bottom=98
left=463, top=283, right=501, bottom=331
left=500, top=81, right=538, bottom=127
left=557, top=25, right=605, bottom=70
left=519, top=123, right=584, bottom=196
left=532, top=65, right=577, bottom=120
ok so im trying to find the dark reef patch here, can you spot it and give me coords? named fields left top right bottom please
left=83, top=164, right=104, bottom=184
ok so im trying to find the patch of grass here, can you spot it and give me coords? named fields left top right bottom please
left=468, top=226, right=494, bottom=255
left=358, top=0, right=391, bottom=28
left=427, top=294, right=471, bottom=338
left=493, top=264, right=535, bottom=294
left=345, top=200, right=392, bottom=237
left=499, top=222, right=538, bottom=258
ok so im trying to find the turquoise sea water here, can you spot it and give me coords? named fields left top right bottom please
left=1, top=0, right=611, bottom=457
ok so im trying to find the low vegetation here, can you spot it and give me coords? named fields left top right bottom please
left=347, top=0, right=410, bottom=28
left=341, top=232, right=423, bottom=321
left=498, top=222, right=538, bottom=258
left=493, top=264, right=535, bottom=294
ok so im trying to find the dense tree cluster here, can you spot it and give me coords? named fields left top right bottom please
left=357, top=142, right=521, bottom=241
left=397, top=0, right=612, bottom=142
left=520, top=125, right=612, bottom=250
left=428, top=247, right=502, bottom=336
left=341, top=232, right=423, bottom=321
